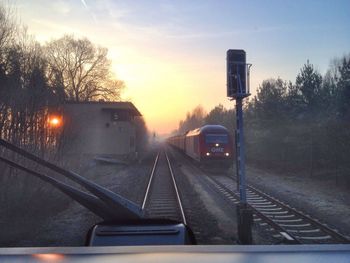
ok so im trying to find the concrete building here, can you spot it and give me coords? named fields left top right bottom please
left=62, top=101, right=142, bottom=159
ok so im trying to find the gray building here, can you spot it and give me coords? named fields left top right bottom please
left=62, top=101, right=142, bottom=159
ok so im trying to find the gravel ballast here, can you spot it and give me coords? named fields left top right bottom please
left=246, top=166, right=350, bottom=238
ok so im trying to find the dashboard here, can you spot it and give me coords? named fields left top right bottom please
left=1, top=245, right=350, bottom=263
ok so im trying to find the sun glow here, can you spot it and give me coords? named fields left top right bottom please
left=113, top=57, right=203, bottom=134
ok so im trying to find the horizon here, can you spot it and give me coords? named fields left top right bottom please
left=6, top=0, right=350, bottom=134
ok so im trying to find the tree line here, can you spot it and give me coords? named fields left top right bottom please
left=176, top=55, right=350, bottom=185
left=0, top=5, right=129, bottom=154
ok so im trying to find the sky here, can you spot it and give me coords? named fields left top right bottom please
left=6, top=0, right=350, bottom=134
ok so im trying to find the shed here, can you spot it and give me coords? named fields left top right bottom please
left=62, top=101, right=142, bottom=159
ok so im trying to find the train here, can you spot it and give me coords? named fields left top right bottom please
left=168, top=125, right=234, bottom=166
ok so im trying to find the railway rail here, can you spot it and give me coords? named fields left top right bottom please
left=203, top=174, right=350, bottom=244
left=142, top=150, right=187, bottom=224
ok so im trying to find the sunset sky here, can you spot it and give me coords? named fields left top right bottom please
left=8, top=0, right=350, bottom=134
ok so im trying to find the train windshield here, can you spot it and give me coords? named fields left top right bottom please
left=0, top=0, right=349, bottom=250
left=205, top=134, right=229, bottom=144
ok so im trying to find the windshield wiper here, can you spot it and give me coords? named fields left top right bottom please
left=0, top=138, right=143, bottom=221
left=0, top=155, right=117, bottom=220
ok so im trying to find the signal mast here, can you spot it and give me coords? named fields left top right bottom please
left=226, top=49, right=253, bottom=244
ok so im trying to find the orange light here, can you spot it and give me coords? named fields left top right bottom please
left=33, top=253, right=64, bottom=261
left=48, top=116, right=62, bottom=127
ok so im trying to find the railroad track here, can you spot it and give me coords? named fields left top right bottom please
left=203, top=174, right=350, bottom=244
left=141, top=150, right=187, bottom=224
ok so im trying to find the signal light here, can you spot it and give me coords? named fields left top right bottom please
left=48, top=116, right=62, bottom=128
left=227, top=49, right=251, bottom=98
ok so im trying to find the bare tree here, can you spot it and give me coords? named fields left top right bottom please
left=0, top=5, right=60, bottom=151
left=0, top=4, right=16, bottom=51
left=177, top=105, right=206, bottom=133
left=45, top=35, right=124, bottom=101
left=0, top=4, right=17, bottom=138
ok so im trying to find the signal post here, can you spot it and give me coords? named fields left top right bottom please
left=226, top=49, right=253, bottom=244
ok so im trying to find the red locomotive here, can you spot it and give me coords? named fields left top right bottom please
left=168, top=125, right=234, bottom=166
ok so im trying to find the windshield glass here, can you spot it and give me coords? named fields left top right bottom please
left=206, top=134, right=228, bottom=144
left=0, top=0, right=349, bottom=248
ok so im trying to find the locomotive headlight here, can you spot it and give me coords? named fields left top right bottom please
left=225, top=153, right=230, bottom=156
left=215, top=143, right=219, bottom=147
left=206, top=152, right=210, bottom=156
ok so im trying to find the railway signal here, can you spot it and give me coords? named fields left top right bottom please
left=227, top=49, right=253, bottom=244
left=48, top=115, right=62, bottom=128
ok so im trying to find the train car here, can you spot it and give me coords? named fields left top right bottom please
left=168, top=134, right=186, bottom=151
left=169, top=125, right=234, bottom=166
